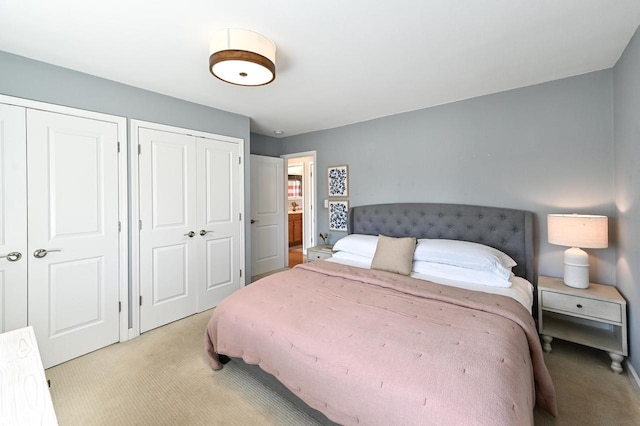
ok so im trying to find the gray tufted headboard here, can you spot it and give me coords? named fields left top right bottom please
left=348, top=203, right=536, bottom=285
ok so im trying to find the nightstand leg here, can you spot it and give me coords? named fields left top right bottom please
left=542, top=335, right=553, bottom=353
left=608, top=353, right=624, bottom=374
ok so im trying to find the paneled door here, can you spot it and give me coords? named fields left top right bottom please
left=27, top=109, right=121, bottom=368
left=138, top=128, right=198, bottom=332
left=196, top=137, right=241, bottom=311
left=250, top=155, right=285, bottom=276
left=0, top=104, right=27, bottom=333
left=137, top=124, right=243, bottom=332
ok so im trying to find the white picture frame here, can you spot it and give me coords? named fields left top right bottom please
left=328, top=200, right=349, bottom=231
left=327, top=165, right=348, bottom=197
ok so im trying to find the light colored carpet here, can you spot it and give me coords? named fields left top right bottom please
left=46, top=310, right=319, bottom=426
left=46, top=310, right=640, bottom=425
left=534, top=339, right=640, bottom=425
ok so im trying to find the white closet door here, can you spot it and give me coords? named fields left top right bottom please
left=138, top=128, right=197, bottom=333
left=0, top=104, right=27, bottom=333
left=250, top=155, right=285, bottom=276
left=196, top=137, right=241, bottom=311
left=27, top=109, right=120, bottom=368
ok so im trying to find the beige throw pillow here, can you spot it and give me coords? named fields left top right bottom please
left=371, top=234, right=417, bottom=276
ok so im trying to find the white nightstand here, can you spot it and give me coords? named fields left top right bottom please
left=537, top=275, right=628, bottom=373
left=306, top=245, right=333, bottom=262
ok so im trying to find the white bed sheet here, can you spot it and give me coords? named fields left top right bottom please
left=326, top=256, right=534, bottom=313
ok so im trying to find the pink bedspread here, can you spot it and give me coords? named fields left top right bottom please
left=205, top=261, right=557, bottom=425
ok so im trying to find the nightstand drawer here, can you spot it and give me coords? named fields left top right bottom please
left=307, top=251, right=332, bottom=261
left=543, top=291, right=621, bottom=323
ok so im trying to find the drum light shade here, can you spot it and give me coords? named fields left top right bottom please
left=209, top=29, right=276, bottom=86
left=547, top=214, right=608, bottom=289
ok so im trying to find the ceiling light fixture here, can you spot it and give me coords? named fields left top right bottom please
left=209, top=28, right=276, bottom=86
left=274, top=130, right=284, bottom=136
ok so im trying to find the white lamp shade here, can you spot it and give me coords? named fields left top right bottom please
left=547, top=214, right=608, bottom=249
left=209, top=29, right=276, bottom=86
left=548, top=214, right=608, bottom=289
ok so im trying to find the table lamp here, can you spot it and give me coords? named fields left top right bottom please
left=547, top=214, right=608, bottom=289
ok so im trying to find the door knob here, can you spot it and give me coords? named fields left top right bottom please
left=250, top=219, right=258, bottom=224
left=0, top=251, right=22, bottom=262
left=199, top=230, right=214, bottom=236
left=184, top=231, right=195, bottom=238
left=33, top=249, right=62, bottom=259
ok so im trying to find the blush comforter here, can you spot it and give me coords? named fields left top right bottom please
left=205, top=261, right=557, bottom=425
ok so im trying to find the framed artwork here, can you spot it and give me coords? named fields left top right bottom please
left=328, top=200, right=349, bottom=231
left=327, top=165, right=349, bottom=197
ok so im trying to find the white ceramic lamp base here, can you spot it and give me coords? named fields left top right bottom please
left=563, top=247, right=590, bottom=289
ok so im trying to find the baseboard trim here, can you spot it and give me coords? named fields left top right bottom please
left=627, top=360, right=640, bottom=394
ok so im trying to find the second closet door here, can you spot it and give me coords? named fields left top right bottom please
left=139, top=128, right=197, bottom=333
left=196, top=137, right=241, bottom=312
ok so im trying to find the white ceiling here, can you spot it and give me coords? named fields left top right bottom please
left=1, top=1, right=639, bottom=137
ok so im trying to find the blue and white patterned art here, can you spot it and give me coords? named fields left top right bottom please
left=329, top=200, right=349, bottom=231
left=328, top=165, right=348, bottom=197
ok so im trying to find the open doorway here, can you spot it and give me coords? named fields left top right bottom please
left=282, top=152, right=316, bottom=268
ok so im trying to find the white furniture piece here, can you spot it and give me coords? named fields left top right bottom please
left=0, top=326, right=58, bottom=425
left=306, top=245, right=333, bottom=262
left=538, top=275, right=628, bottom=373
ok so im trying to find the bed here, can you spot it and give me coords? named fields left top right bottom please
left=205, top=203, right=557, bottom=425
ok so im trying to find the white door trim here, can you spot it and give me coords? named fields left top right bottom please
left=130, top=119, right=245, bottom=338
left=0, top=94, right=129, bottom=343
left=281, top=151, right=317, bottom=257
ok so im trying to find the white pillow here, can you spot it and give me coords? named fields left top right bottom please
left=413, top=239, right=516, bottom=280
left=331, top=251, right=373, bottom=268
left=412, top=261, right=513, bottom=288
left=332, top=234, right=379, bottom=258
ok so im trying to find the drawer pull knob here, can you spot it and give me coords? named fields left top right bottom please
left=576, top=304, right=583, bottom=308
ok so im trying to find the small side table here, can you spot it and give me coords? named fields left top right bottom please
left=306, top=245, right=333, bottom=262
left=537, top=275, right=628, bottom=373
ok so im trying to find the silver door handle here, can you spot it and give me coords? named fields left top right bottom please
left=33, top=248, right=62, bottom=259
left=199, top=230, right=214, bottom=236
left=0, top=251, right=22, bottom=262
left=184, top=231, right=195, bottom=238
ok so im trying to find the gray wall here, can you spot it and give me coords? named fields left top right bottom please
left=0, top=51, right=255, bottom=290
left=0, top=52, right=249, bottom=139
left=250, top=133, right=281, bottom=156
left=614, top=26, right=640, bottom=379
left=282, top=70, right=616, bottom=286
